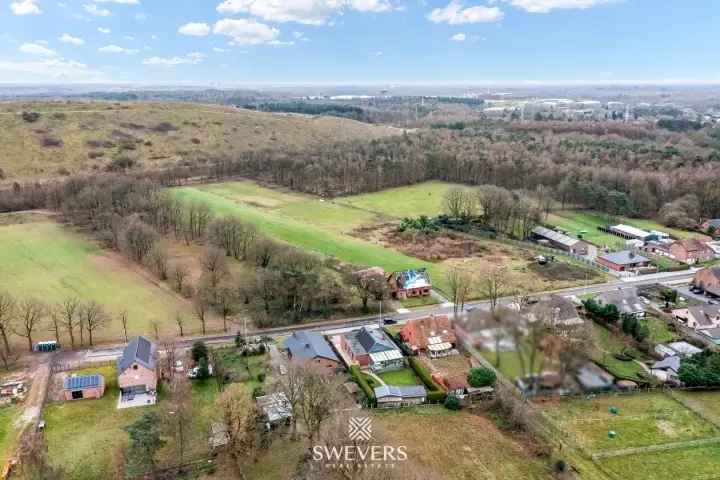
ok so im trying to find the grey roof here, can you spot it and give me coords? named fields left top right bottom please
left=530, top=295, right=583, bottom=325
left=652, top=356, right=680, bottom=373
left=118, top=336, right=157, bottom=374
left=285, top=330, right=339, bottom=363
left=596, top=288, right=645, bottom=315
left=686, top=305, right=720, bottom=327
left=532, top=226, right=581, bottom=248
left=599, top=250, right=650, bottom=266
left=64, top=374, right=103, bottom=390
left=374, top=385, right=427, bottom=399
left=355, top=327, right=397, bottom=354
left=575, top=363, right=614, bottom=391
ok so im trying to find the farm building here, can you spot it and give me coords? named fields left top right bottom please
left=117, top=336, right=158, bottom=407
left=531, top=226, right=589, bottom=255
left=595, top=288, right=646, bottom=318
left=596, top=250, right=651, bottom=272
left=63, top=374, right=105, bottom=401
left=607, top=224, right=668, bottom=242
left=374, top=385, right=427, bottom=408
left=285, top=330, right=343, bottom=374
left=399, top=315, right=456, bottom=357
left=387, top=268, right=432, bottom=300
left=339, top=327, right=404, bottom=372
left=669, top=239, right=714, bottom=264
left=693, top=267, right=720, bottom=296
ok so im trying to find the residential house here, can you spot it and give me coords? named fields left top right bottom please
left=596, top=250, right=651, bottom=272
left=669, top=239, right=714, bottom=264
left=117, top=336, right=158, bottom=397
left=532, top=226, right=589, bottom=255
left=256, top=392, right=292, bottom=427
left=374, top=385, right=427, bottom=408
left=340, top=327, right=404, bottom=372
left=673, top=305, right=720, bottom=331
left=285, top=330, right=343, bottom=374
left=595, top=288, right=646, bottom=318
left=693, top=267, right=720, bottom=297
left=650, top=356, right=681, bottom=383
left=387, top=268, right=431, bottom=300
left=655, top=341, right=702, bottom=358
left=454, top=306, right=524, bottom=349
left=526, top=295, right=584, bottom=327
left=63, top=374, right=105, bottom=401
left=399, top=315, right=456, bottom=357
left=433, top=373, right=470, bottom=397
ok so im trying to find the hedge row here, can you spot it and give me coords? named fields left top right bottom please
left=408, top=357, right=447, bottom=403
left=350, top=365, right=376, bottom=407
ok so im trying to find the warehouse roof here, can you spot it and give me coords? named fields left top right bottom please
left=532, top=226, right=582, bottom=248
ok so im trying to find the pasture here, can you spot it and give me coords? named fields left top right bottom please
left=335, top=181, right=463, bottom=218
left=539, top=391, right=720, bottom=480
left=0, top=213, right=201, bottom=345
left=0, top=405, right=21, bottom=468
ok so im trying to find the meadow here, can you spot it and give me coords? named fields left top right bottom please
left=546, top=210, right=695, bottom=248
left=335, top=181, right=464, bottom=218
left=0, top=101, right=399, bottom=185
left=0, top=405, right=21, bottom=468
left=0, top=213, right=202, bottom=345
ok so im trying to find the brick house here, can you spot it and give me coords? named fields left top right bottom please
left=63, top=374, right=105, bottom=401
left=596, top=250, right=651, bottom=272
left=669, top=239, right=714, bottom=264
left=340, top=327, right=404, bottom=372
left=387, top=268, right=431, bottom=300
left=693, top=267, right=720, bottom=297
left=673, top=305, right=720, bottom=331
left=399, top=315, right=456, bottom=357
left=117, top=336, right=158, bottom=396
left=285, top=330, right=343, bottom=374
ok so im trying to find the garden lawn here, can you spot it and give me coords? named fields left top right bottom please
left=0, top=215, right=196, bottom=344
left=599, top=443, right=720, bottom=480
left=336, top=181, right=466, bottom=218
left=591, top=323, right=650, bottom=382
left=172, top=185, right=450, bottom=292
left=541, top=392, right=719, bottom=452
left=378, top=368, right=421, bottom=386
left=0, top=405, right=21, bottom=467
left=643, top=316, right=678, bottom=344
left=376, top=407, right=551, bottom=479
left=44, top=366, right=156, bottom=480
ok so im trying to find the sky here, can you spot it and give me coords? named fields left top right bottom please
left=0, top=0, right=718, bottom=85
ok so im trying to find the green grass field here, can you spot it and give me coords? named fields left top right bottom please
left=547, top=210, right=694, bottom=248
left=591, top=323, right=651, bottom=382
left=0, top=215, right=198, bottom=344
left=378, top=368, right=422, bottom=386
left=44, top=366, right=154, bottom=480
left=0, top=405, right=21, bottom=467
left=336, top=181, right=463, bottom=218
left=172, top=184, right=451, bottom=292
left=671, top=390, right=720, bottom=426
left=541, top=392, right=719, bottom=452
left=643, top=316, right=678, bottom=344
left=599, top=443, right=720, bottom=480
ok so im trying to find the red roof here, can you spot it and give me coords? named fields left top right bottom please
left=399, top=315, right=456, bottom=350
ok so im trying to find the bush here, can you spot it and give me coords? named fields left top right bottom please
left=468, top=367, right=496, bottom=388
left=252, top=386, right=265, bottom=398
left=21, top=111, right=40, bottom=123
left=197, top=357, right=210, bottom=380
left=444, top=395, right=461, bottom=410
left=191, top=341, right=208, bottom=362
left=257, top=372, right=266, bottom=383
left=349, top=365, right=376, bottom=407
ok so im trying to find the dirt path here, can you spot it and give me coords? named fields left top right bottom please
left=14, top=357, right=51, bottom=430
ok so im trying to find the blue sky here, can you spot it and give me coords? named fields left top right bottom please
left=0, top=0, right=718, bottom=85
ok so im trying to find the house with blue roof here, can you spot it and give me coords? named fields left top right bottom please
left=285, top=330, right=343, bottom=374
left=63, top=374, right=105, bottom=401
left=388, top=268, right=432, bottom=300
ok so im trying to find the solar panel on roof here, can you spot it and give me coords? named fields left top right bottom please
left=136, top=337, right=151, bottom=363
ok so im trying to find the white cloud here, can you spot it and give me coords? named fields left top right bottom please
left=10, top=0, right=41, bottom=15
left=179, top=22, right=210, bottom=36
left=213, top=18, right=280, bottom=45
left=19, top=42, right=56, bottom=56
left=450, top=32, right=466, bottom=42
left=123, top=35, right=135, bottom=40
left=216, top=0, right=394, bottom=26
left=98, top=44, right=139, bottom=54
left=500, top=0, right=616, bottom=12
left=212, top=47, right=228, bottom=53
left=142, top=52, right=206, bottom=66
left=0, top=58, right=102, bottom=81
left=59, top=33, right=85, bottom=45
left=93, top=0, right=139, bottom=3
left=428, top=1, right=504, bottom=24
left=97, top=27, right=111, bottom=34
left=84, top=3, right=112, bottom=16
left=151, top=34, right=158, bottom=40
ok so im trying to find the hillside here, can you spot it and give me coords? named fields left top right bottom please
left=0, top=101, right=401, bottom=184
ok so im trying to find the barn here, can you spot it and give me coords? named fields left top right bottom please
left=63, top=374, right=105, bottom=401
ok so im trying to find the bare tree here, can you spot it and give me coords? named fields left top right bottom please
left=216, top=283, right=238, bottom=332
left=175, top=312, right=185, bottom=337
left=120, top=309, right=129, bottom=343
left=193, top=295, right=209, bottom=336
left=482, top=267, right=507, bottom=312
left=348, top=269, right=388, bottom=314
left=15, top=298, right=45, bottom=352
left=297, top=366, right=344, bottom=442
left=271, top=363, right=306, bottom=440
left=217, top=383, right=262, bottom=471
left=0, top=291, right=16, bottom=356
left=171, top=263, right=190, bottom=294
left=81, top=301, right=108, bottom=347
left=49, top=308, right=62, bottom=345
left=163, top=376, right=193, bottom=466
left=446, top=267, right=473, bottom=317
left=58, top=297, right=80, bottom=348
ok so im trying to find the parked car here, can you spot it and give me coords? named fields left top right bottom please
left=383, top=318, right=398, bottom=325
left=187, top=364, right=213, bottom=379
